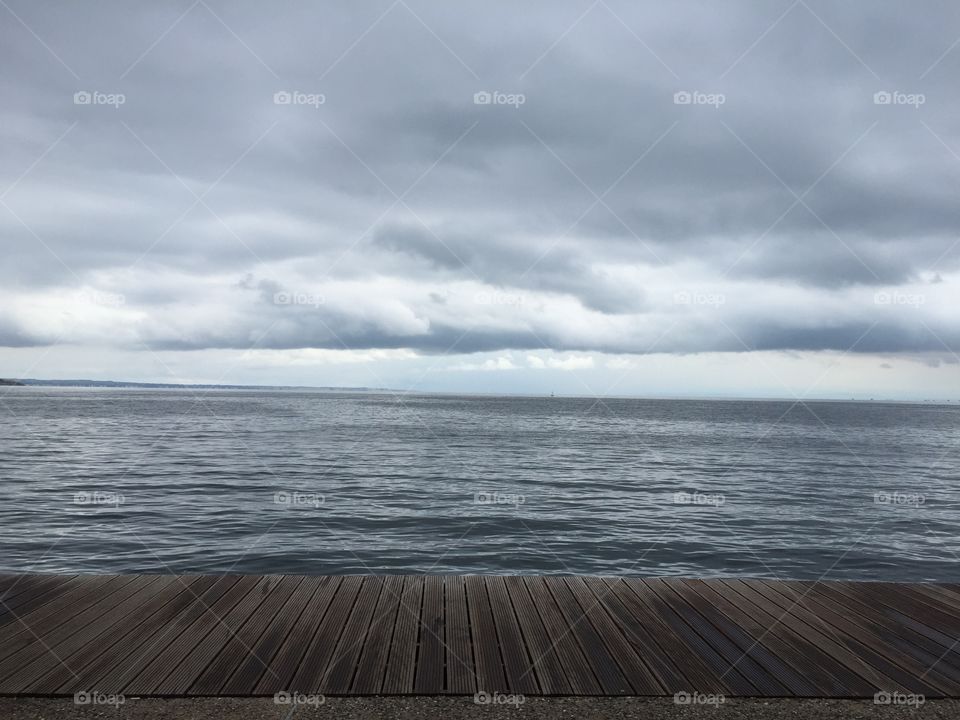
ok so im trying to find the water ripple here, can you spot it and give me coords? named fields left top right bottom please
left=0, top=388, right=958, bottom=580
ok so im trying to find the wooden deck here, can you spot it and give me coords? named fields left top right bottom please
left=1, top=574, right=959, bottom=698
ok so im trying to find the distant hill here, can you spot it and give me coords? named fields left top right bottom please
left=0, top=379, right=25, bottom=386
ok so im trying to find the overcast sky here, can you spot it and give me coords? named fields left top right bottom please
left=2, top=1, right=958, bottom=399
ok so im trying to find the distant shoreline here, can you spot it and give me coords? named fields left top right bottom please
left=7, top=379, right=387, bottom=392
left=1, top=379, right=955, bottom=404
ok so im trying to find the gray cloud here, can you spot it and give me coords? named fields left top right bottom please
left=2, top=0, right=958, bottom=360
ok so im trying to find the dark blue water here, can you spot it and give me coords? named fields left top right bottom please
left=1, top=387, right=958, bottom=581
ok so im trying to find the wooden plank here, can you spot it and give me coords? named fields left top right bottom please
left=442, top=575, right=475, bottom=695
left=758, top=581, right=947, bottom=696
left=580, top=577, right=687, bottom=693
left=599, top=577, right=723, bottom=694
left=486, top=576, right=539, bottom=695
left=92, top=575, right=242, bottom=695
left=913, top=583, right=960, bottom=612
left=0, top=576, right=162, bottom=690
left=650, top=578, right=790, bottom=696
left=683, top=579, right=836, bottom=696
left=625, top=578, right=757, bottom=695
left=287, top=575, right=363, bottom=692
left=503, top=575, right=570, bottom=695
left=0, top=574, right=24, bottom=593
left=800, top=582, right=960, bottom=692
left=734, top=580, right=917, bottom=694
left=874, top=584, right=960, bottom=636
left=322, top=576, right=388, bottom=694
left=221, top=575, right=325, bottom=695
left=50, top=576, right=218, bottom=694
left=0, top=575, right=132, bottom=657
left=826, top=583, right=960, bottom=650
left=564, top=577, right=662, bottom=694
left=351, top=575, right=404, bottom=694
left=25, top=575, right=202, bottom=694
left=522, top=576, right=599, bottom=695
left=0, top=574, right=69, bottom=608
left=719, top=580, right=880, bottom=696
left=767, top=583, right=950, bottom=697
left=413, top=575, right=444, bottom=694
left=0, top=573, right=959, bottom=699
left=122, top=575, right=260, bottom=695
left=893, top=584, right=960, bottom=618
left=187, top=576, right=304, bottom=695
left=154, top=576, right=283, bottom=695
left=543, top=576, right=631, bottom=695
left=252, top=576, right=341, bottom=694
left=0, top=575, right=79, bottom=626
left=464, top=574, right=507, bottom=694
left=381, top=576, right=424, bottom=694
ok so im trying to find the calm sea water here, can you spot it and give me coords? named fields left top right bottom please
left=0, top=387, right=958, bottom=581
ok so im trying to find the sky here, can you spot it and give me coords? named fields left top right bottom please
left=2, top=0, right=959, bottom=399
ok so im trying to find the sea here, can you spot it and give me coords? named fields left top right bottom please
left=1, top=387, right=957, bottom=581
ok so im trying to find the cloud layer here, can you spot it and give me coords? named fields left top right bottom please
left=2, top=0, right=959, bottom=372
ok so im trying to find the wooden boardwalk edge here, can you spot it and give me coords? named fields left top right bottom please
left=0, top=574, right=957, bottom=699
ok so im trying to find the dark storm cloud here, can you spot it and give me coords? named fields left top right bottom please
left=1, top=0, right=958, bottom=355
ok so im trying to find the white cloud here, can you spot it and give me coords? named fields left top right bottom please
left=450, top=356, right=518, bottom=371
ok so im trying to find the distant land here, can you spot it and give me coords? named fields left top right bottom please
left=0, top=379, right=954, bottom=404
left=3, top=379, right=387, bottom=391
